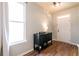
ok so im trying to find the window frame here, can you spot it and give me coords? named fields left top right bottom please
left=8, top=2, right=27, bottom=46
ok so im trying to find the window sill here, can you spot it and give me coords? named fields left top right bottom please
left=9, top=40, right=27, bottom=46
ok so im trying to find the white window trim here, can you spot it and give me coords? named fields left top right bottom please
left=9, top=40, right=27, bottom=46
left=8, top=2, right=27, bottom=46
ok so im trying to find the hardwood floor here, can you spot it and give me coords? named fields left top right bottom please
left=24, top=41, right=78, bottom=56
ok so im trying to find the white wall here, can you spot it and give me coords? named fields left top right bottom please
left=52, top=6, right=79, bottom=44
left=0, top=3, right=2, bottom=56
left=9, top=3, right=53, bottom=56
left=71, top=7, right=79, bottom=44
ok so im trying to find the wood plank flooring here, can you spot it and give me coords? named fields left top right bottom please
left=24, top=41, right=78, bottom=56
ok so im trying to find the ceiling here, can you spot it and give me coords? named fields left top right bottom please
left=36, top=2, right=79, bottom=14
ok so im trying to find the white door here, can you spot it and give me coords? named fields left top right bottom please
left=57, top=15, right=71, bottom=42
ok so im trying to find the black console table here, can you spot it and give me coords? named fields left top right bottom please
left=33, top=32, right=52, bottom=52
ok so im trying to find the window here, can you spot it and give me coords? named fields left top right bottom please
left=8, top=2, right=26, bottom=45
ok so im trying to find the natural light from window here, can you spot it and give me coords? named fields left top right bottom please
left=8, top=2, right=26, bottom=45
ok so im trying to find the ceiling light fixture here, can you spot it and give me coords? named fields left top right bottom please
left=53, top=2, right=61, bottom=7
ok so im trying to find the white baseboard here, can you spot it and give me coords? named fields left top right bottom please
left=17, top=39, right=55, bottom=56
left=54, top=39, right=77, bottom=45
left=18, top=39, right=79, bottom=56
left=54, top=39, right=79, bottom=55
left=52, top=39, right=56, bottom=40
left=17, top=49, right=33, bottom=56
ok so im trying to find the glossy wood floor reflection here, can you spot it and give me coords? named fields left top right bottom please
left=24, top=41, right=78, bottom=56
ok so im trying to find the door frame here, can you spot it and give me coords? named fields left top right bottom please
left=57, top=14, right=71, bottom=42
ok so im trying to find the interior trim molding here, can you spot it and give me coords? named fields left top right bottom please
left=17, top=49, right=33, bottom=56
left=54, top=39, right=77, bottom=45
left=54, top=39, right=79, bottom=55
left=18, top=39, right=79, bottom=56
